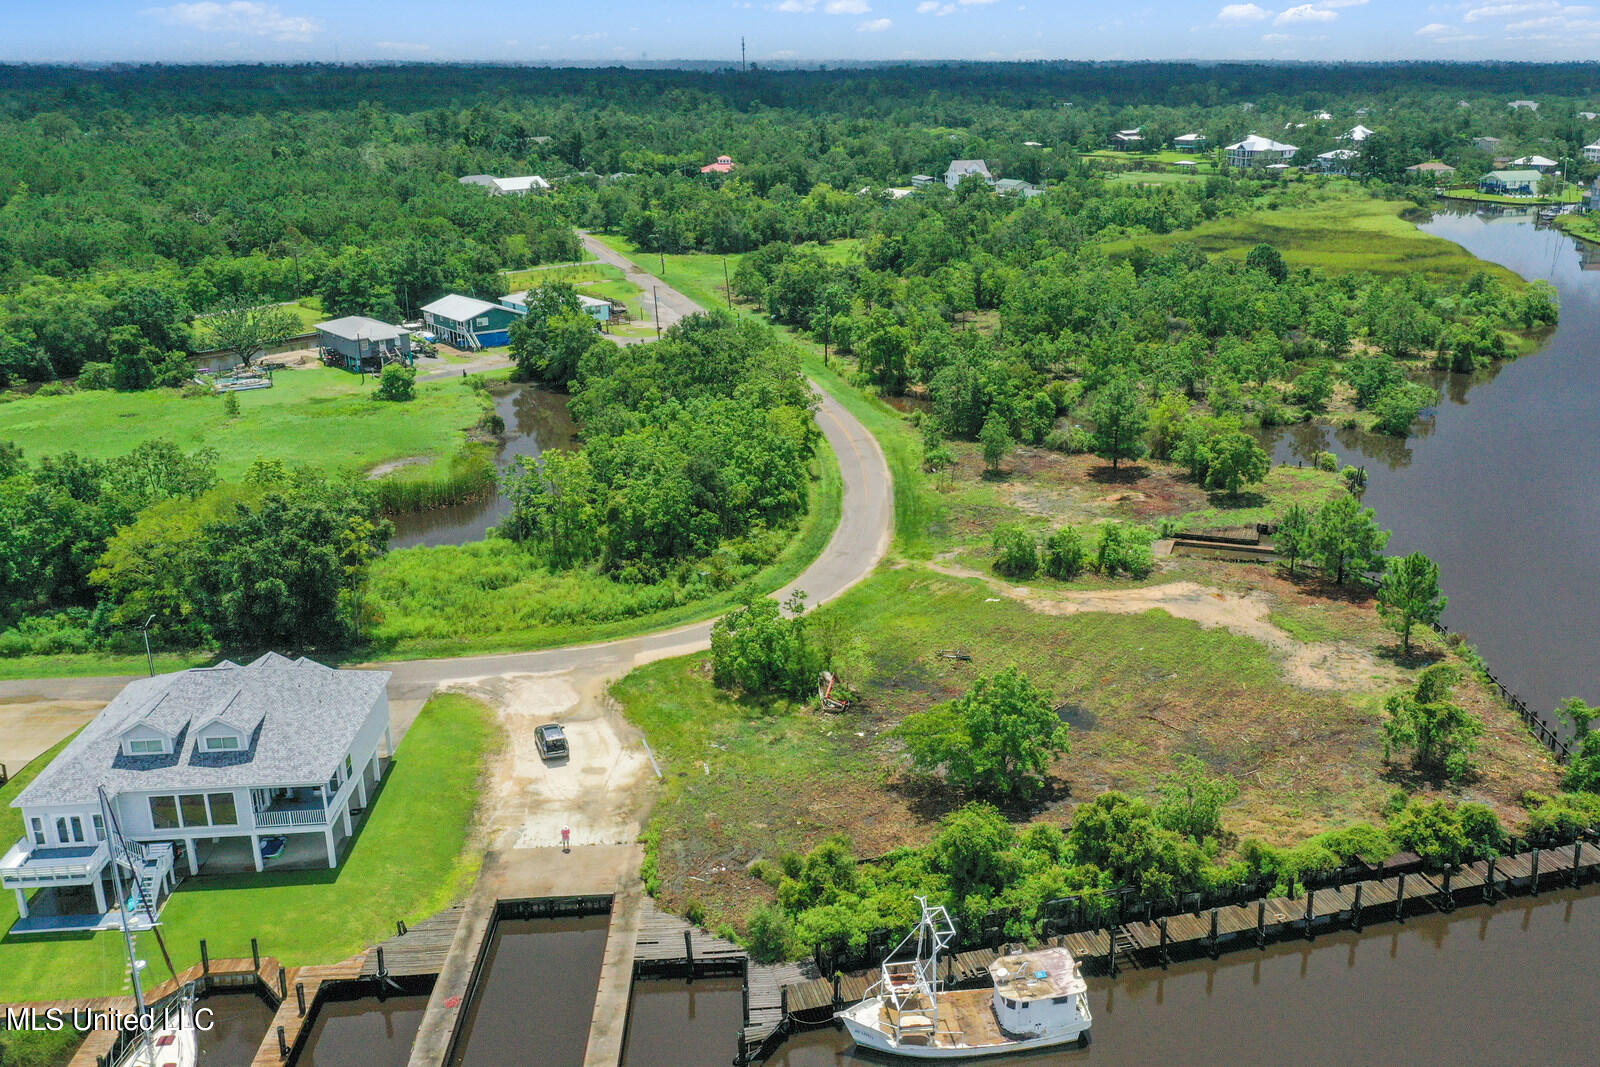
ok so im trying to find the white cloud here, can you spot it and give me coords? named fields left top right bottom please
left=1262, top=31, right=1293, bottom=39
left=1218, top=3, right=1272, bottom=20
left=141, top=1, right=320, bottom=40
left=825, top=0, right=871, bottom=12
left=858, top=16, right=892, bottom=29
left=1464, top=1, right=1556, bottom=20
left=1415, top=21, right=1453, bottom=33
left=1317, top=0, right=1368, bottom=7
left=1275, top=3, right=1338, bottom=23
left=916, top=0, right=941, bottom=9
left=374, top=41, right=430, bottom=52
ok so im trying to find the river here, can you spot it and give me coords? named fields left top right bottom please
left=767, top=884, right=1600, bottom=1066
left=389, top=384, right=577, bottom=549
left=1260, top=207, right=1600, bottom=719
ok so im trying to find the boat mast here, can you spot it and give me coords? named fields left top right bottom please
left=100, top=786, right=155, bottom=1067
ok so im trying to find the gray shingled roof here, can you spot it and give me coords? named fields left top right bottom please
left=14, top=655, right=390, bottom=808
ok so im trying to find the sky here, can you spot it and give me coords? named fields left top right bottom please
left=3, top=1, right=1598, bottom=64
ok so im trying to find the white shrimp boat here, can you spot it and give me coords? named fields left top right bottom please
left=837, top=898, right=1092, bottom=1059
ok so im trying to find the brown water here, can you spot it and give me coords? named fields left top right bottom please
left=194, top=993, right=273, bottom=1065
left=449, top=914, right=610, bottom=1067
left=297, top=994, right=429, bottom=1067
left=1260, top=207, right=1600, bottom=722
left=620, top=977, right=744, bottom=1066
left=389, top=384, right=578, bottom=549
left=768, top=885, right=1600, bottom=1066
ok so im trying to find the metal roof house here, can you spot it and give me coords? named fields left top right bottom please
left=3, top=655, right=392, bottom=934
left=944, top=159, right=993, bottom=189
left=1510, top=155, right=1559, bottom=173
left=1225, top=135, right=1298, bottom=169
left=1479, top=169, right=1543, bottom=196
left=1405, top=161, right=1457, bottom=181
left=1582, top=141, right=1600, bottom=163
left=421, top=294, right=523, bottom=350
left=315, top=316, right=413, bottom=372
left=501, top=290, right=612, bottom=324
left=1341, top=125, right=1376, bottom=142
left=458, top=174, right=549, bottom=195
left=1172, top=132, right=1207, bottom=152
left=1312, top=148, right=1360, bottom=175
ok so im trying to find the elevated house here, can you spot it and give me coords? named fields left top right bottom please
left=944, top=159, right=993, bottom=189
left=2, top=655, right=391, bottom=934
left=502, top=290, right=613, bottom=325
left=1405, top=161, right=1457, bottom=182
left=1112, top=128, right=1144, bottom=149
left=1226, top=134, right=1298, bottom=169
left=421, top=294, right=522, bottom=350
left=910, top=174, right=937, bottom=189
left=1311, top=148, right=1360, bottom=175
left=1341, top=125, right=1376, bottom=142
left=1583, top=140, right=1600, bottom=164
left=314, top=316, right=413, bottom=372
left=1479, top=169, right=1542, bottom=196
left=1473, top=136, right=1503, bottom=153
left=1508, top=100, right=1539, bottom=111
left=1172, top=132, right=1207, bottom=152
left=992, top=178, right=1042, bottom=198
left=1587, top=180, right=1600, bottom=213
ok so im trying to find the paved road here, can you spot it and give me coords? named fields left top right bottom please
left=579, top=231, right=702, bottom=337
left=0, top=241, right=893, bottom=762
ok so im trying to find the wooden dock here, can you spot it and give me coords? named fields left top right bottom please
left=361, top=904, right=468, bottom=978
left=248, top=956, right=368, bottom=1067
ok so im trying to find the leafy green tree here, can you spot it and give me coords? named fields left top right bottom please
left=991, top=524, right=1038, bottom=579
left=200, top=297, right=299, bottom=366
left=1386, top=798, right=1503, bottom=868
left=931, top=804, right=1018, bottom=902
left=1376, top=551, right=1447, bottom=655
left=1382, top=665, right=1483, bottom=782
left=1042, top=526, right=1087, bottom=580
left=1341, top=464, right=1368, bottom=500
left=1065, top=791, right=1207, bottom=899
left=499, top=451, right=603, bottom=567
left=920, top=420, right=954, bottom=473
left=1563, top=734, right=1600, bottom=794
left=374, top=364, right=415, bottom=402
left=1089, top=376, right=1148, bottom=470
left=1344, top=353, right=1404, bottom=409
left=1370, top=382, right=1430, bottom=436
left=709, top=592, right=825, bottom=700
left=979, top=412, right=1011, bottom=476
left=1244, top=243, right=1288, bottom=283
left=1202, top=430, right=1269, bottom=498
left=894, top=666, right=1069, bottom=803
left=510, top=296, right=603, bottom=388
left=1309, top=495, right=1389, bottom=584
left=1155, top=755, right=1241, bottom=841
left=1274, top=504, right=1312, bottom=576
left=107, top=326, right=155, bottom=391
left=1557, top=697, right=1597, bottom=741
left=1288, top=365, right=1333, bottom=411
left=1095, top=522, right=1155, bottom=578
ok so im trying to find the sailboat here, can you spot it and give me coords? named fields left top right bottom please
left=836, top=898, right=1092, bottom=1059
left=99, top=787, right=199, bottom=1067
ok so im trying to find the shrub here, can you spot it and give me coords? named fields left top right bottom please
left=78, top=362, right=115, bottom=390
left=1313, top=450, right=1338, bottom=472
left=991, top=524, right=1038, bottom=579
left=375, top=364, right=416, bottom=402
left=1042, top=526, right=1086, bottom=580
left=1044, top=425, right=1095, bottom=454
left=745, top=902, right=800, bottom=963
left=36, top=381, right=76, bottom=397
left=1096, top=522, right=1155, bottom=578
left=709, top=592, right=825, bottom=700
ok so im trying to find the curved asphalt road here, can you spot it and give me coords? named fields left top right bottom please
left=0, top=237, right=892, bottom=720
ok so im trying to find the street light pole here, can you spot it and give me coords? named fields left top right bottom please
left=141, top=615, right=156, bottom=677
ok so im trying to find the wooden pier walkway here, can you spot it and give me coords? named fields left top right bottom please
left=361, top=904, right=468, bottom=978
left=248, top=956, right=368, bottom=1067
left=777, top=842, right=1600, bottom=1027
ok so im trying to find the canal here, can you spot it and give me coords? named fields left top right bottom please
left=767, top=883, right=1600, bottom=1066
left=390, top=384, right=577, bottom=549
left=1260, top=207, right=1600, bottom=718
left=195, top=993, right=273, bottom=1065
left=297, top=993, right=430, bottom=1067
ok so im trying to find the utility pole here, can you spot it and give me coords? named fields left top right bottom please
left=141, top=615, right=156, bottom=677
left=653, top=286, right=661, bottom=339
left=722, top=257, right=732, bottom=308
left=741, top=37, right=746, bottom=73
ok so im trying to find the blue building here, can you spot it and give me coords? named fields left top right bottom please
left=420, top=295, right=523, bottom=350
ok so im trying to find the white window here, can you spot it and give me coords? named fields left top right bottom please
left=475, top=316, right=489, bottom=326
left=92, top=814, right=106, bottom=841
left=128, top=738, right=164, bottom=755
left=204, top=735, right=241, bottom=751
left=30, top=817, right=44, bottom=845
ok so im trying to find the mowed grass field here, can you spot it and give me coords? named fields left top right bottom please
left=0, top=693, right=498, bottom=1003
left=0, top=365, right=487, bottom=480
left=1100, top=197, right=1524, bottom=283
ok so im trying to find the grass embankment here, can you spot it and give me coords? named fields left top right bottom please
left=0, top=365, right=487, bottom=483
left=1439, top=186, right=1585, bottom=206
left=1100, top=196, right=1525, bottom=284
left=0, top=693, right=499, bottom=1004
left=362, top=440, right=843, bottom=660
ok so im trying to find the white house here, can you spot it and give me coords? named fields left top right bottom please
left=1312, top=148, right=1361, bottom=175
left=1226, top=135, right=1298, bottom=168
left=1112, top=128, right=1144, bottom=149
left=2, top=655, right=391, bottom=934
left=945, top=159, right=993, bottom=189
left=1583, top=141, right=1600, bottom=163
left=1508, top=100, right=1539, bottom=111
left=1341, top=125, right=1376, bottom=142
left=1511, top=155, right=1559, bottom=173
left=1172, top=132, right=1207, bottom=152
left=458, top=174, right=549, bottom=195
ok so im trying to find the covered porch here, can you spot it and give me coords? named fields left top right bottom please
left=5, top=840, right=175, bottom=935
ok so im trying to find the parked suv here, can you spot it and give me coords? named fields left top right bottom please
left=535, top=723, right=569, bottom=760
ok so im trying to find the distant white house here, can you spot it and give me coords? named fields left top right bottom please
left=1583, top=141, right=1600, bottom=163
left=910, top=174, right=938, bottom=189
left=1511, top=155, right=1559, bottom=173
left=1405, top=161, right=1458, bottom=182
left=458, top=174, right=550, bottom=195
left=1312, top=110, right=1333, bottom=121
left=1580, top=112, right=1599, bottom=121
left=944, top=159, right=993, bottom=189
left=1172, top=132, right=1207, bottom=152
left=1226, top=135, right=1298, bottom=168
left=3, top=655, right=392, bottom=934
left=1112, top=128, right=1144, bottom=149
left=1341, top=125, right=1376, bottom=142
left=1312, top=148, right=1361, bottom=175
left=993, top=178, right=1043, bottom=198
left=1473, top=136, right=1503, bottom=152
left=1508, top=100, right=1539, bottom=111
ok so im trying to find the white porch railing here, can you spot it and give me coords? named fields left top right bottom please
left=254, top=807, right=328, bottom=828
left=0, top=837, right=109, bottom=887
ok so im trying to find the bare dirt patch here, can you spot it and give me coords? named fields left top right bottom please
left=366, top=455, right=433, bottom=478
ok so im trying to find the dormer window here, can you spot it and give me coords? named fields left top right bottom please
left=127, top=738, right=165, bottom=756
left=204, top=735, right=241, bottom=751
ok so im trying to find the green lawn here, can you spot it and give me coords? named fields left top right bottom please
left=1439, top=185, right=1584, bottom=206
left=0, top=365, right=488, bottom=481
left=0, top=692, right=498, bottom=1003
left=1099, top=197, right=1525, bottom=283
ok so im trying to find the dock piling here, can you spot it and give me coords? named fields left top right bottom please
left=1574, top=842, right=1584, bottom=888
left=1485, top=856, right=1497, bottom=903
left=276, top=1024, right=288, bottom=1061
left=1531, top=849, right=1541, bottom=894
left=1256, top=901, right=1266, bottom=948
left=1395, top=874, right=1406, bottom=922
left=251, top=937, right=261, bottom=971
left=296, top=981, right=306, bottom=1017
left=1352, top=884, right=1364, bottom=931
left=1305, top=890, right=1316, bottom=940
left=1441, top=869, right=1453, bottom=911
left=1208, top=908, right=1219, bottom=959
left=1158, top=918, right=1169, bottom=968
left=200, top=939, right=209, bottom=975
left=685, top=928, right=695, bottom=972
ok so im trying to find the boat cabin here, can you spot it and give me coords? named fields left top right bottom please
left=988, top=947, right=1091, bottom=1039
